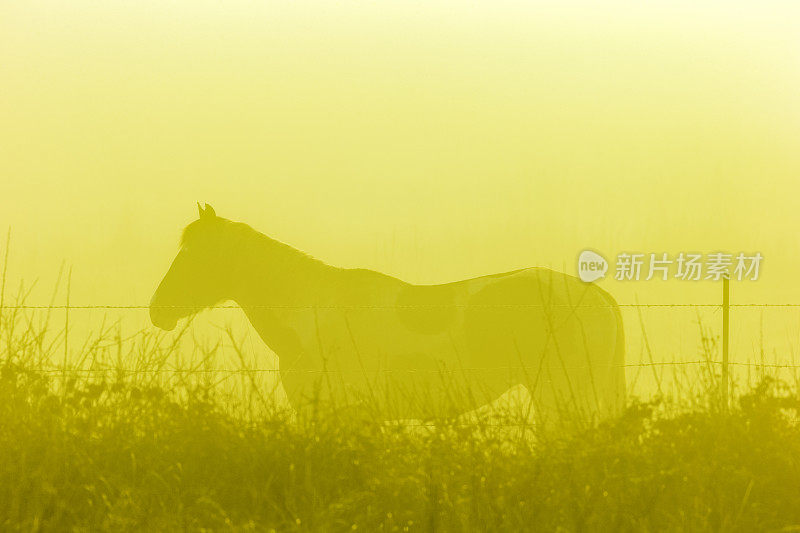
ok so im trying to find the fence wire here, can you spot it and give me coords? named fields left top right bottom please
left=5, top=302, right=800, bottom=372
left=4, top=303, right=800, bottom=309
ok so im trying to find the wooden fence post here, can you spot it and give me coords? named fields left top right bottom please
left=721, top=276, right=730, bottom=407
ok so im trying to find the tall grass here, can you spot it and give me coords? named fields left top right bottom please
left=3, top=274, right=800, bottom=530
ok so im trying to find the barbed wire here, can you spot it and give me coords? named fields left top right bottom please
left=17, top=360, right=800, bottom=375
left=4, top=303, right=800, bottom=309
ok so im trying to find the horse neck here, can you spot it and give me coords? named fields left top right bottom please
left=227, top=234, right=334, bottom=311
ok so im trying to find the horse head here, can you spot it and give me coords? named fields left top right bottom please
left=149, top=203, right=234, bottom=330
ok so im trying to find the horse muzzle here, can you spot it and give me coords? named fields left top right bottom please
left=149, top=305, right=178, bottom=331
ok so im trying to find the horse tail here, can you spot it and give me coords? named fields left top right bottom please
left=604, top=288, right=626, bottom=415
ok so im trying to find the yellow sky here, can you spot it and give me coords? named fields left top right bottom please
left=2, top=0, right=800, bottom=390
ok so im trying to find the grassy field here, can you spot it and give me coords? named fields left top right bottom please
left=3, top=290, right=800, bottom=532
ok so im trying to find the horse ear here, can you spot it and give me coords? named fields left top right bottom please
left=203, top=204, right=216, bottom=218
left=197, top=202, right=204, bottom=217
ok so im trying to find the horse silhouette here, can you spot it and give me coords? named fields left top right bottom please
left=150, top=204, right=625, bottom=422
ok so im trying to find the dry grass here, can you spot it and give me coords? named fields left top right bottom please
left=3, top=290, right=800, bottom=531
left=2, top=247, right=800, bottom=531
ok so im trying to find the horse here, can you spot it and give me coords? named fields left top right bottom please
left=150, top=204, right=625, bottom=423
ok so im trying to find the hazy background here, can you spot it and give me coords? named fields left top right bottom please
left=2, top=0, right=799, bottom=395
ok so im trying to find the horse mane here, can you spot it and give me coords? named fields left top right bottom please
left=180, top=216, right=328, bottom=271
